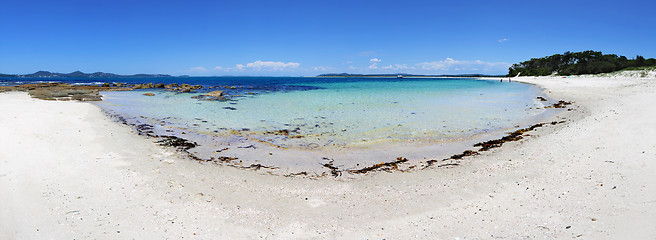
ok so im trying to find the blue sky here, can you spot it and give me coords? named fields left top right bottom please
left=1, top=0, right=655, bottom=76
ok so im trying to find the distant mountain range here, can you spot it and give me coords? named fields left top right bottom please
left=0, top=70, right=505, bottom=78
left=316, top=73, right=506, bottom=77
left=0, top=71, right=175, bottom=78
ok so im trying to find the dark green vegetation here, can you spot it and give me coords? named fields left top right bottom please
left=508, top=51, right=656, bottom=76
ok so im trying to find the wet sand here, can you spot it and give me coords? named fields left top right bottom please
left=1, top=73, right=655, bottom=239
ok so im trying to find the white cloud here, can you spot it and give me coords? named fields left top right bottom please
left=312, top=66, right=335, bottom=72
left=498, top=38, right=509, bottom=43
left=215, top=61, right=300, bottom=72
left=245, top=60, right=300, bottom=71
left=416, top=58, right=510, bottom=73
left=381, top=64, right=414, bottom=70
left=368, top=58, right=382, bottom=69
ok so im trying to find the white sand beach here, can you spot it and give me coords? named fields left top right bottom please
left=1, top=74, right=655, bottom=239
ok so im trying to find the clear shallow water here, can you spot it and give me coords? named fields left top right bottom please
left=94, top=77, right=546, bottom=150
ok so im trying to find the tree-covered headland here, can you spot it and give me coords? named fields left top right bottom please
left=508, top=51, right=656, bottom=77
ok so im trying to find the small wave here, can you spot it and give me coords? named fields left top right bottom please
left=71, top=82, right=105, bottom=85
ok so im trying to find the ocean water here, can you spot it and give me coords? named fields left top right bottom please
left=91, top=77, right=547, bottom=150
left=2, top=76, right=554, bottom=171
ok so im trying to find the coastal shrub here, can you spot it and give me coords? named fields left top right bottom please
left=508, top=50, right=656, bottom=76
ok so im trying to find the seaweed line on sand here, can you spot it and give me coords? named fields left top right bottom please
left=424, top=119, right=569, bottom=169
left=98, top=100, right=573, bottom=178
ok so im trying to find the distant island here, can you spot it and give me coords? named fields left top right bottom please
left=0, top=71, right=176, bottom=78
left=317, top=73, right=505, bottom=78
left=508, top=50, right=656, bottom=77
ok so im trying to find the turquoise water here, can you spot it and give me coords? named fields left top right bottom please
left=95, top=77, right=546, bottom=150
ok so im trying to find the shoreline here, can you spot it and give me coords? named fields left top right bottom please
left=1, top=73, right=655, bottom=238
left=90, top=80, right=568, bottom=177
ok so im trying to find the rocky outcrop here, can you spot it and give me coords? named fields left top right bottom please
left=132, top=83, right=154, bottom=89
left=165, top=83, right=203, bottom=93
left=28, top=87, right=102, bottom=101
left=0, top=82, right=131, bottom=101
left=124, top=83, right=166, bottom=89
left=0, top=81, right=206, bottom=101
left=191, top=90, right=227, bottom=101
left=205, top=90, right=223, bottom=97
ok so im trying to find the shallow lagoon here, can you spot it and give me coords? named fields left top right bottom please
left=87, top=77, right=560, bottom=174
left=96, top=77, right=546, bottom=150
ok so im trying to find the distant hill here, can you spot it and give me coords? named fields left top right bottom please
left=0, top=71, right=173, bottom=78
left=317, top=73, right=504, bottom=78
left=508, top=50, right=656, bottom=77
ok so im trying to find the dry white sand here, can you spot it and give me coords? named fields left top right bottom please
left=1, top=74, right=655, bottom=239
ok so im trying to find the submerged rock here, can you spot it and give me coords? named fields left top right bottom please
left=204, top=90, right=224, bottom=97
left=143, top=93, right=155, bottom=96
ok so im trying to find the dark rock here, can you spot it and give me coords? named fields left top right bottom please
left=132, top=83, right=154, bottom=89
left=168, top=84, right=202, bottom=93
left=157, top=135, right=197, bottom=150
